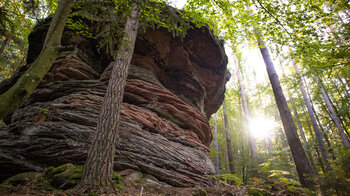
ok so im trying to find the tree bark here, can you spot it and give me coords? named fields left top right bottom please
left=259, top=41, right=316, bottom=187
left=314, top=75, right=350, bottom=148
left=213, top=113, right=220, bottom=173
left=79, top=3, right=140, bottom=189
left=293, top=62, right=333, bottom=171
left=222, top=100, right=235, bottom=174
left=0, top=31, right=13, bottom=56
left=0, top=0, right=74, bottom=120
left=274, top=103, right=287, bottom=149
left=233, top=54, right=257, bottom=159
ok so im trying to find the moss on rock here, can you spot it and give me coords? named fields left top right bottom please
left=1, top=172, right=42, bottom=188
left=42, top=163, right=83, bottom=190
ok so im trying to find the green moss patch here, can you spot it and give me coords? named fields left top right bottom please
left=43, top=163, right=83, bottom=190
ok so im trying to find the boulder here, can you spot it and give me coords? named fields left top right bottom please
left=0, top=14, right=229, bottom=187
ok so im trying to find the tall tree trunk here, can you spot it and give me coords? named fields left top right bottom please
left=79, top=3, right=140, bottom=189
left=0, top=0, right=74, bottom=120
left=314, top=76, right=350, bottom=148
left=233, top=54, right=257, bottom=159
left=0, top=31, right=12, bottom=56
left=213, top=113, right=220, bottom=173
left=279, top=62, right=316, bottom=171
left=292, top=62, right=333, bottom=171
left=222, top=100, right=235, bottom=174
left=258, top=41, right=316, bottom=187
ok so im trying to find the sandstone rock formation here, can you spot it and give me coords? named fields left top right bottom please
left=0, top=16, right=229, bottom=187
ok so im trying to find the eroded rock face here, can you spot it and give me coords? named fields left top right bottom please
left=0, top=17, right=229, bottom=187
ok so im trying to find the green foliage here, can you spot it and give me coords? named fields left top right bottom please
left=258, top=148, right=301, bottom=190
left=44, top=164, right=83, bottom=190
left=39, top=107, right=49, bottom=115
left=65, top=0, right=199, bottom=60
left=40, top=164, right=123, bottom=190
left=66, top=15, right=95, bottom=39
left=316, top=147, right=350, bottom=195
left=0, top=0, right=57, bottom=80
left=207, top=173, right=243, bottom=186
left=88, top=191, right=97, bottom=196
left=193, top=188, right=207, bottom=196
left=318, top=170, right=350, bottom=195
left=247, top=187, right=264, bottom=196
left=140, top=1, right=193, bottom=38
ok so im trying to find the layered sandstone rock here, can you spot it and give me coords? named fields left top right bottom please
left=0, top=16, right=229, bottom=187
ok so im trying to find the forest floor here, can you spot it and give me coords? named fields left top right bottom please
left=0, top=179, right=309, bottom=196
left=0, top=180, right=249, bottom=196
left=0, top=175, right=309, bottom=196
left=0, top=164, right=310, bottom=195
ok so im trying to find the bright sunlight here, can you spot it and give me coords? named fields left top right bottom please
left=248, top=116, right=278, bottom=138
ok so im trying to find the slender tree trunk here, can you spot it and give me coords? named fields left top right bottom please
left=266, top=137, right=273, bottom=151
left=325, top=83, right=350, bottom=127
left=279, top=62, right=316, bottom=171
left=0, top=0, right=74, bottom=120
left=305, top=118, right=326, bottom=173
left=314, top=76, right=350, bottom=148
left=304, top=118, right=325, bottom=174
left=79, top=3, right=140, bottom=189
left=329, top=77, right=347, bottom=103
left=292, top=62, right=333, bottom=171
left=259, top=41, right=316, bottom=187
left=233, top=54, right=257, bottom=159
left=0, top=31, right=12, bottom=56
left=336, top=69, right=350, bottom=99
left=311, top=103, right=337, bottom=160
left=221, top=113, right=229, bottom=172
left=239, top=94, right=247, bottom=184
left=213, top=113, right=220, bottom=173
left=315, top=147, right=326, bottom=174
left=222, top=100, right=235, bottom=174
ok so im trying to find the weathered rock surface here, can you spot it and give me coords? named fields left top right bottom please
left=0, top=16, right=229, bottom=187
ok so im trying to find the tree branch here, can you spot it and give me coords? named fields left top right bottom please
left=255, top=0, right=295, bottom=42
